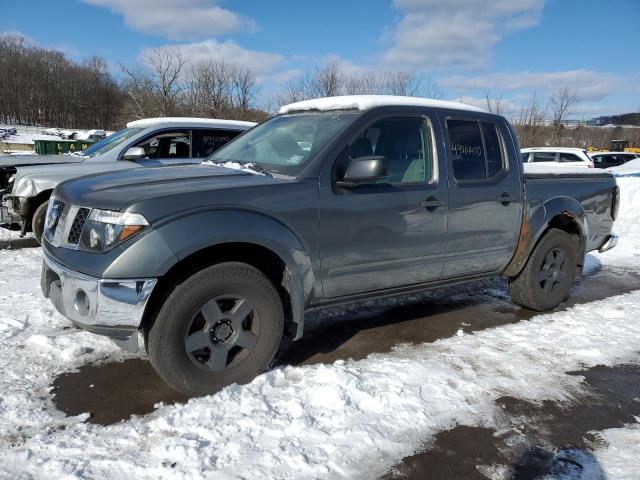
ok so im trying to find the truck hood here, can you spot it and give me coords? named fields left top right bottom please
left=56, top=164, right=283, bottom=212
left=0, top=154, right=85, bottom=169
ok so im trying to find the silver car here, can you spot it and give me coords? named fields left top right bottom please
left=0, top=117, right=255, bottom=243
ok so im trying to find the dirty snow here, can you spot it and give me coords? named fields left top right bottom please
left=0, top=178, right=639, bottom=478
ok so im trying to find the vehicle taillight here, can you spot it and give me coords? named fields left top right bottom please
left=612, top=185, right=620, bottom=220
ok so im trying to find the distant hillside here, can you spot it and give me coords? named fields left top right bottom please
left=594, top=112, right=640, bottom=126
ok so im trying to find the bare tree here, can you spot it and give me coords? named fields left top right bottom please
left=278, top=62, right=444, bottom=104
left=549, top=87, right=577, bottom=143
left=512, top=92, right=549, bottom=147
left=121, top=47, right=186, bottom=118
left=484, top=91, right=504, bottom=115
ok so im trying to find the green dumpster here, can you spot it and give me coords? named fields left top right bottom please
left=34, top=140, right=94, bottom=155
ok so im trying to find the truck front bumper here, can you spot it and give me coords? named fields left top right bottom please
left=41, top=253, right=157, bottom=352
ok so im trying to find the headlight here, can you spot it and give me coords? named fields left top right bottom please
left=79, top=209, right=149, bottom=252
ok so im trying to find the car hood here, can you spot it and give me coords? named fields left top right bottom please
left=11, top=159, right=129, bottom=197
left=0, top=154, right=85, bottom=169
left=56, top=164, right=285, bottom=212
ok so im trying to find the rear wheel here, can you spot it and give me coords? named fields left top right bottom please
left=31, top=200, right=49, bottom=245
left=147, top=262, right=283, bottom=396
left=508, top=228, right=579, bottom=311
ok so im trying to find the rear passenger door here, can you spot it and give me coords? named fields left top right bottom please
left=442, top=117, right=522, bottom=277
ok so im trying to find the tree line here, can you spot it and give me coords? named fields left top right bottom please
left=1, top=33, right=636, bottom=150
left=0, top=35, right=125, bottom=129
left=0, top=35, right=267, bottom=129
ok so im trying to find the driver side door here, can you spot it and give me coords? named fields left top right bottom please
left=318, top=112, right=448, bottom=298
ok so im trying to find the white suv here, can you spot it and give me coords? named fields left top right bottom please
left=521, top=147, right=594, bottom=169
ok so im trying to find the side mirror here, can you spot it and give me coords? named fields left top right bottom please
left=122, top=147, right=147, bottom=160
left=336, top=156, right=388, bottom=187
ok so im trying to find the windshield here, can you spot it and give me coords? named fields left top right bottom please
left=82, top=127, right=144, bottom=158
left=208, top=112, right=359, bottom=175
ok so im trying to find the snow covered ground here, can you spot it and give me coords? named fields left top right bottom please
left=0, top=177, right=639, bottom=479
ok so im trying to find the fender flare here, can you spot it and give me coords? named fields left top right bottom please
left=504, top=196, right=587, bottom=278
left=120, top=208, right=316, bottom=340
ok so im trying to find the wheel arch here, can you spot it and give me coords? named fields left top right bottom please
left=140, top=209, right=316, bottom=343
left=504, top=196, right=587, bottom=278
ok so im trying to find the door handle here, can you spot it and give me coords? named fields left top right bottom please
left=497, top=192, right=513, bottom=205
left=421, top=197, right=445, bottom=210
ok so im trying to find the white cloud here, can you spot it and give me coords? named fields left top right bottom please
left=440, top=70, right=623, bottom=102
left=382, top=0, right=545, bottom=70
left=82, top=0, right=256, bottom=40
left=142, top=39, right=285, bottom=78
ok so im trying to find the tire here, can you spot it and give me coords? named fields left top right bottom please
left=508, top=228, right=579, bottom=311
left=31, top=200, right=49, bottom=245
left=147, top=262, right=284, bottom=396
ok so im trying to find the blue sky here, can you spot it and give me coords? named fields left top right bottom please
left=2, top=0, right=639, bottom=118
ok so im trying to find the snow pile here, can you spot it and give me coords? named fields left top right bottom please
left=609, top=158, right=640, bottom=176
left=595, top=420, right=640, bottom=480
left=523, top=163, right=605, bottom=175
left=0, top=178, right=639, bottom=478
left=279, top=95, right=486, bottom=114
left=201, top=159, right=264, bottom=175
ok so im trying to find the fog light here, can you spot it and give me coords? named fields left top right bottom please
left=73, top=289, right=90, bottom=316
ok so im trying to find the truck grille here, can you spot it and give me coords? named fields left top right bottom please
left=67, top=208, right=90, bottom=244
left=44, top=201, right=92, bottom=248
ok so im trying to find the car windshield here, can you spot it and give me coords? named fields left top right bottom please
left=207, top=112, right=359, bottom=175
left=82, top=127, right=144, bottom=158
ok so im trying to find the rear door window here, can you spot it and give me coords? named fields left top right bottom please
left=558, top=153, right=582, bottom=163
left=531, top=152, right=557, bottom=163
left=447, top=120, right=504, bottom=181
left=193, top=129, right=242, bottom=158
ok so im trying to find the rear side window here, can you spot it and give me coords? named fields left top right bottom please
left=558, top=153, right=582, bottom=163
left=531, top=152, right=556, bottom=162
left=193, top=129, right=242, bottom=158
left=447, top=120, right=504, bottom=181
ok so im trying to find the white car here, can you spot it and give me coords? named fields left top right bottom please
left=521, top=147, right=594, bottom=168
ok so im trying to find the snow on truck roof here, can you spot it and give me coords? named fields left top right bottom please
left=279, top=95, right=487, bottom=114
left=126, top=117, right=256, bottom=129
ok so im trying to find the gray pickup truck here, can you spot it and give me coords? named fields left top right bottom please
left=0, top=118, right=254, bottom=242
left=40, top=95, right=619, bottom=395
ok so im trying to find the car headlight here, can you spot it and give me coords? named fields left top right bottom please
left=79, top=209, right=149, bottom=252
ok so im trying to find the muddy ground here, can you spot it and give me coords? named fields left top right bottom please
left=52, top=257, right=640, bottom=478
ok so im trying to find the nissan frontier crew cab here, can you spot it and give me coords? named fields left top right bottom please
left=0, top=117, right=255, bottom=243
left=40, top=95, right=619, bottom=395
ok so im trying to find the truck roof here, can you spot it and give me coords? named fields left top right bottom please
left=126, top=117, right=256, bottom=130
left=279, top=95, right=486, bottom=114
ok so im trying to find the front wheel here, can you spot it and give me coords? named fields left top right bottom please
left=147, top=262, right=284, bottom=396
left=31, top=200, right=49, bottom=244
left=508, top=228, right=579, bottom=311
